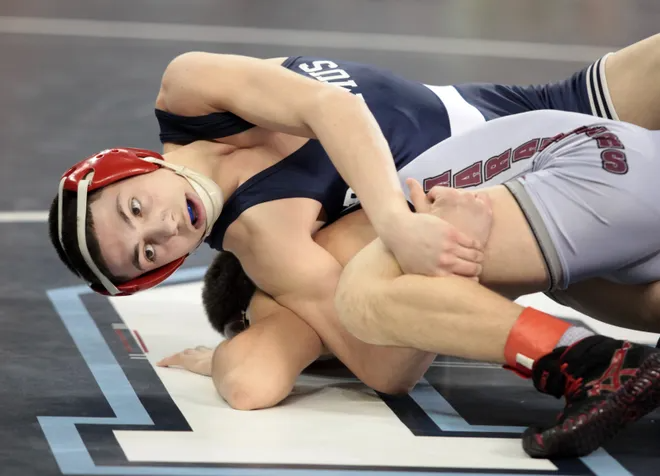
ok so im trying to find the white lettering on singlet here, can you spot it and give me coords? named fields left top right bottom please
left=298, top=60, right=364, bottom=99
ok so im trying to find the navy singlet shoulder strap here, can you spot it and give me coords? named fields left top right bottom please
left=155, top=109, right=256, bottom=144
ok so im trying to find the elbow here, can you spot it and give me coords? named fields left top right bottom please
left=212, top=371, right=278, bottom=411
left=222, top=385, right=265, bottom=411
left=162, top=52, right=205, bottom=80
left=213, top=369, right=292, bottom=411
left=161, top=52, right=195, bottom=88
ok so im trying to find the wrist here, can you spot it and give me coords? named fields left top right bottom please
left=369, top=196, right=412, bottom=233
left=371, top=206, right=413, bottom=245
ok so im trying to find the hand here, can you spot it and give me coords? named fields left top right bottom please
left=157, top=346, right=214, bottom=377
left=378, top=180, right=486, bottom=278
left=421, top=181, right=493, bottom=249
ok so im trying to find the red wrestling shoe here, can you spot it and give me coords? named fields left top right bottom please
left=523, top=335, right=660, bottom=458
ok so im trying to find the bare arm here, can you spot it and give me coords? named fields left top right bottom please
left=231, top=203, right=435, bottom=394
left=158, top=52, right=484, bottom=277
left=158, top=52, right=410, bottom=230
left=158, top=289, right=324, bottom=410
left=212, top=290, right=325, bottom=410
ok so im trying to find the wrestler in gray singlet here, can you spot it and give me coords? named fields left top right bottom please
left=397, top=109, right=660, bottom=291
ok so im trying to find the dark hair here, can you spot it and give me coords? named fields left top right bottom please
left=48, top=190, right=123, bottom=288
left=202, top=252, right=256, bottom=337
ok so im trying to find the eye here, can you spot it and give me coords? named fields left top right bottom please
left=130, top=198, right=142, bottom=216
left=144, top=244, right=156, bottom=263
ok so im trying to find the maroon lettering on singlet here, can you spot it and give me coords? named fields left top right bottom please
left=453, top=162, right=483, bottom=188
left=423, top=170, right=451, bottom=192
left=484, top=148, right=511, bottom=181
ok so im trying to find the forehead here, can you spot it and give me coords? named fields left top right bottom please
left=96, top=167, right=178, bottom=197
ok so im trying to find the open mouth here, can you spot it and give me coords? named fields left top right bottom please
left=185, top=193, right=205, bottom=230
left=186, top=199, right=198, bottom=226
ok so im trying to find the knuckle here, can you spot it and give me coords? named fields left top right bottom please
left=437, top=254, right=455, bottom=267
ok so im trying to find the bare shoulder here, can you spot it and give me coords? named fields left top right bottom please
left=155, top=53, right=290, bottom=115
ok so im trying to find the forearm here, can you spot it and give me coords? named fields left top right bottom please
left=308, top=90, right=411, bottom=227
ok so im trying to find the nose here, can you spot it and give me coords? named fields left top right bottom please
left=145, top=211, right=179, bottom=243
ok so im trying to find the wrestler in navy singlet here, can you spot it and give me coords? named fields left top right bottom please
left=155, top=54, right=616, bottom=251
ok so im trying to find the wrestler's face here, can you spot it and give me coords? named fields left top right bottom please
left=90, top=168, right=207, bottom=280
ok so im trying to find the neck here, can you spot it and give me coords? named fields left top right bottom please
left=163, top=141, right=242, bottom=203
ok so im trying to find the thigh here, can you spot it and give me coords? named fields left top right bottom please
left=397, top=110, right=660, bottom=297
left=475, top=185, right=550, bottom=298
left=506, top=123, right=660, bottom=291
left=552, top=278, right=660, bottom=333
left=605, top=33, right=660, bottom=130
left=396, top=112, right=586, bottom=296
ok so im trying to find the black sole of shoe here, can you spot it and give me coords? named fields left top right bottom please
left=522, top=351, right=660, bottom=459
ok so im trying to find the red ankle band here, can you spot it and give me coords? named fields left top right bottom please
left=504, top=307, right=571, bottom=378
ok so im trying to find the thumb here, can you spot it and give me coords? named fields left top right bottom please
left=406, top=178, right=430, bottom=213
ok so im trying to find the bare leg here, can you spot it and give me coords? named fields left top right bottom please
left=554, top=278, right=660, bottom=333
left=335, top=185, right=563, bottom=365
left=337, top=240, right=520, bottom=363
left=606, top=33, right=660, bottom=129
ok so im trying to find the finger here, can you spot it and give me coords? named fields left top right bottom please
left=427, top=185, right=457, bottom=203
left=406, top=178, right=431, bottom=213
left=156, top=353, right=182, bottom=367
left=450, top=258, right=483, bottom=278
left=452, top=245, right=485, bottom=264
left=452, top=229, right=482, bottom=250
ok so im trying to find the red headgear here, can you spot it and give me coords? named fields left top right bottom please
left=57, top=148, right=187, bottom=296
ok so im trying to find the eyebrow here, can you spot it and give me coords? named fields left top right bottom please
left=115, top=195, right=143, bottom=272
left=132, top=245, right=144, bottom=272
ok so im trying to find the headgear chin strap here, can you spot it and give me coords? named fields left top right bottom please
left=57, top=147, right=223, bottom=297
